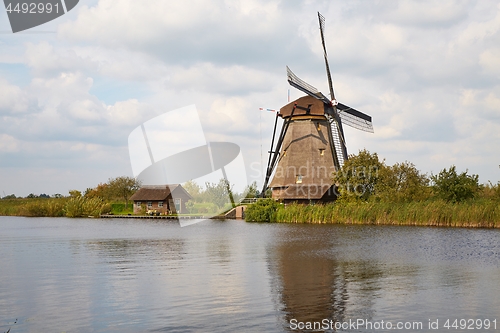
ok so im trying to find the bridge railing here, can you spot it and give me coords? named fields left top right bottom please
left=238, top=197, right=265, bottom=205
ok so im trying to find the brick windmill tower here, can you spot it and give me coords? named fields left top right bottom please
left=261, top=12, right=374, bottom=203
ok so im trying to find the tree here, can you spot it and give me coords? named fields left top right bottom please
left=243, top=181, right=259, bottom=198
left=431, top=166, right=480, bottom=202
left=69, top=190, right=82, bottom=198
left=84, top=183, right=111, bottom=200
left=202, top=178, right=233, bottom=209
left=182, top=180, right=202, bottom=201
left=376, top=161, right=430, bottom=202
left=333, top=149, right=385, bottom=201
left=106, top=176, right=141, bottom=209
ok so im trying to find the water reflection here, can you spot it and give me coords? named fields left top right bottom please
left=268, top=226, right=422, bottom=332
left=2, top=217, right=500, bottom=333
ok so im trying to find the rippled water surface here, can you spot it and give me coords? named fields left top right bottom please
left=1, top=217, right=500, bottom=332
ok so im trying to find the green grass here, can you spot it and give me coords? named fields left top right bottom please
left=0, top=197, right=111, bottom=218
left=245, top=198, right=500, bottom=228
left=0, top=198, right=68, bottom=217
left=110, top=203, right=134, bottom=215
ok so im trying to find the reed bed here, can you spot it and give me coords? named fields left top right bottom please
left=0, top=197, right=111, bottom=218
left=273, top=199, right=500, bottom=228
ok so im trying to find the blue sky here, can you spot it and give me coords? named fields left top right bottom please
left=0, top=0, right=499, bottom=197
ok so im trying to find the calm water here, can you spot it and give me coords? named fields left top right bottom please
left=1, top=217, right=500, bottom=333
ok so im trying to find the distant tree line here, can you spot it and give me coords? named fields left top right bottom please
left=0, top=176, right=142, bottom=217
left=332, top=149, right=499, bottom=203
left=182, top=179, right=259, bottom=214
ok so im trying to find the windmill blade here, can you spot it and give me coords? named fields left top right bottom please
left=286, top=66, right=331, bottom=104
left=318, top=12, right=335, bottom=101
left=337, top=103, right=374, bottom=133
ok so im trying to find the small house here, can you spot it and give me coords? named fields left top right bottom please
left=129, top=184, right=192, bottom=214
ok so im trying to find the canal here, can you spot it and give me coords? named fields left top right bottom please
left=1, top=216, right=499, bottom=332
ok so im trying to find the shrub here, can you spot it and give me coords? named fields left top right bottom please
left=431, top=166, right=480, bottom=202
left=333, top=149, right=385, bottom=201
left=64, top=196, right=109, bottom=218
left=245, top=199, right=280, bottom=222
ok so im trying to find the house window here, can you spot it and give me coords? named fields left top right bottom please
left=147, top=201, right=152, bottom=208
left=296, top=175, right=303, bottom=184
left=136, top=202, right=141, bottom=207
left=319, top=149, right=325, bottom=156
left=158, top=201, right=163, bottom=207
left=174, top=198, right=181, bottom=212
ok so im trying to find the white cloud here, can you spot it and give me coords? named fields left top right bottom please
left=0, top=79, right=32, bottom=114
left=1, top=0, right=500, bottom=196
left=479, top=48, right=500, bottom=77
left=0, top=134, right=21, bottom=152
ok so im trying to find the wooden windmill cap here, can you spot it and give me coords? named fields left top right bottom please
left=279, top=95, right=326, bottom=118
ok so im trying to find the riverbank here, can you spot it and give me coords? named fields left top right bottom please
left=245, top=199, right=500, bottom=228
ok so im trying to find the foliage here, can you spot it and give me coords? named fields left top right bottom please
left=110, top=202, right=133, bottom=214
left=84, top=177, right=140, bottom=208
left=376, top=161, right=430, bottom=202
left=245, top=199, right=280, bottom=222
left=185, top=201, right=220, bottom=215
left=243, top=181, right=259, bottom=198
left=2, top=194, right=16, bottom=199
left=274, top=199, right=499, bottom=227
left=333, top=149, right=385, bottom=201
left=431, top=166, right=480, bottom=202
left=479, top=181, right=500, bottom=200
left=201, top=178, right=234, bottom=209
left=183, top=180, right=202, bottom=200
left=85, top=183, right=111, bottom=200
left=106, top=176, right=141, bottom=207
left=69, top=190, right=82, bottom=198
left=0, top=198, right=68, bottom=217
left=64, top=196, right=110, bottom=218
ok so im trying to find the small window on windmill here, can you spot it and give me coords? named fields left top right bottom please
left=283, top=150, right=287, bottom=157
left=296, top=175, right=303, bottom=184
left=319, top=149, right=325, bottom=156
left=317, top=122, right=321, bottom=131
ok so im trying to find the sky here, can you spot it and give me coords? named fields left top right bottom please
left=0, top=0, right=499, bottom=197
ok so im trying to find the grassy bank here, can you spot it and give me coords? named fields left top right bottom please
left=246, top=199, right=500, bottom=228
left=0, top=197, right=111, bottom=218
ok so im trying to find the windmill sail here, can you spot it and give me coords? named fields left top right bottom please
left=318, top=12, right=335, bottom=101
left=337, top=103, right=374, bottom=133
left=286, top=66, right=331, bottom=104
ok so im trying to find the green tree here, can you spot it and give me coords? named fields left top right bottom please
left=431, top=165, right=480, bottom=202
left=243, top=181, right=259, bottom=198
left=202, top=178, right=233, bottom=209
left=84, top=183, right=112, bottom=200
left=333, top=149, right=385, bottom=201
left=107, top=176, right=141, bottom=209
left=69, top=190, right=82, bottom=198
left=376, top=161, right=430, bottom=202
left=245, top=199, right=280, bottom=222
left=182, top=180, right=202, bottom=201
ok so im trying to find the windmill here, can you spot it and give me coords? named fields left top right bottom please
left=261, top=12, right=374, bottom=202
